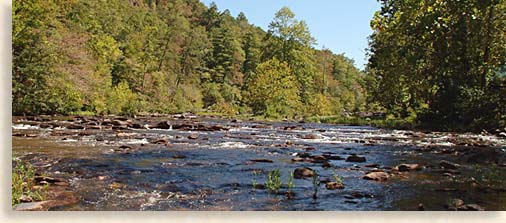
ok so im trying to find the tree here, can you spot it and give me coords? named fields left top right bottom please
left=245, top=58, right=301, bottom=118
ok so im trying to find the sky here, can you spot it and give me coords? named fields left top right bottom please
left=200, top=0, right=381, bottom=70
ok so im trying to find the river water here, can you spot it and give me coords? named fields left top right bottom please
left=11, top=116, right=506, bottom=211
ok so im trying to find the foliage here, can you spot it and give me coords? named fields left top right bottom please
left=12, top=159, right=46, bottom=206
left=266, top=169, right=282, bottom=193
left=367, top=0, right=506, bottom=131
left=245, top=58, right=301, bottom=118
left=13, top=1, right=367, bottom=119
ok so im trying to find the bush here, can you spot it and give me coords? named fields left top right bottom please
left=107, top=81, right=140, bottom=115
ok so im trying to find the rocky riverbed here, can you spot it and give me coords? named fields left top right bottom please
left=11, top=115, right=506, bottom=211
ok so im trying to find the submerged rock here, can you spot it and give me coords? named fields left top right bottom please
left=346, top=155, right=367, bottom=163
left=293, top=167, right=315, bottom=179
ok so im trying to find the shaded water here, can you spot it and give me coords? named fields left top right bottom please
left=12, top=116, right=506, bottom=210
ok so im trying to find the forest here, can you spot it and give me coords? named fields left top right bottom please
left=12, top=0, right=506, bottom=132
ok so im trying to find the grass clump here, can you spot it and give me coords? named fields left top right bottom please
left=266, top=169, right=282, bottom=193
left=12, top=159, right=47, bottom=206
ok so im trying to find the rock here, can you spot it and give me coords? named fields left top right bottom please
left=34, top=176, right=65, bottom=185
left=346, top=155, right=367, bottom=163
left=67, top=124, right=85, bottom=130
left=328, top=155, right=344, bottom=160
left=322, top=162, right=332, bottom=168
left=365, top=163, right=380, bottom=168
left=451, top=199, right=465, bottom=207
left=130, top=123, right=143, bottom=129
left=112, top=120, right=129, bottom=126
left=19, top=195, right=33, bottom=203
left=250, top=159, right=273, bottom=163
left=14, top=201, right=52, bottom=211
left=172, top=155, right=187, bottom=159
left=302, top=134, right=321, bottom=140
left=291, top=157, right=305, bottom=162
left=297, top=152, right=311, bottom=158
left=231, top=119, right=241, bottom=123
left=310, top=155, right=328, bottom=163
left=153, top=139, right=169, bottom=144
left=363, top=172, right=389, bottom=181
left=187, top=134, right=199, bottom=140
left=396, top=164, right=422, bottom=172
left=458, top=204, right=485, bottom=211
left=499, top=132, right=506, bottom=138
left=109, top=182, right=126, bottom=190
left=440, top=160, right=460, bottom=170
left=156, top=121, right=171, bottom=129
left=293, top=167, right=315, bottom=179
left=325, top=182, right=345, bottom=190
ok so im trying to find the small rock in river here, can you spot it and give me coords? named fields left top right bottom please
left=363, top=172, right=389, bottom=181
left=346, top=155, right=366, bottom=163
left=291, top=157, right=305, bottom=162
left=457, top=204, right=485, bottom=211
left=293, top=167, right=315, bottom=179
left=325, top=182, right=345, bottom=190
left=440, top=160, right=460, bottom=170
left=396, top=164, right=422, bottom=172
left=250, top=159, right=273, bottom=163
left=187, top=134, right=199, bottom=140
left=172, top=154, right=187, bottom=159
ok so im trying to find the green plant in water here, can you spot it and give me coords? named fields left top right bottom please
left=287, top=172, right=294, bottom=193
left=332, top=169, right=343, bottom=185
left=12, top=159, right=46, bottom=206
left=252, top=170, right=259, bottom=190
left=312, top=170, right=320, bottom=200
left=266, top=169, right=282, bottom=193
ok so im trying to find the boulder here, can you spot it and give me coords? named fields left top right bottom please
left=293, top=167, right=315, bottom=179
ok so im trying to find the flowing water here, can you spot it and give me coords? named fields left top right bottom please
left=11, top=116, right=506, bottom=211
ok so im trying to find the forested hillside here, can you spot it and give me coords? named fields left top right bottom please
left=367, top=0, right=506, bottom=131
left=13, top=0, right=367, bottom=118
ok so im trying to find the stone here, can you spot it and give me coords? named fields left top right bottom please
left=346, top=155, right=366, bottom=163
left=291, top=157, right=305, bottom=162
left=14, top=201, right=52, bottom=211
left=363, top=172, right=389, bottom=181
left=325, top=182, right=345, bottom=190
left=310, top=155, right=328, bottom=163
left=156, top=121, right=171, bottom=129
left=302, top=134, right=321, bottom=140
left=67, top=124, right=85, bottom=130
left=440, top=160, right=460, bottom=170
left=172, top=155, right=187, bottom=159
left=187, top=134, right=199, bottom=140
left=458, top=204, right=485, bottom=211
left=293, top=167, right=315, bottom=179
left=396, top=164, right=422, bottom=172
left=365, top=163, right=380, bottom=168
left=250, top=159, right=273, bottom=163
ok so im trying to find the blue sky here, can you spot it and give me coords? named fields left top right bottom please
left=200, top=0, right=381, bottom=70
